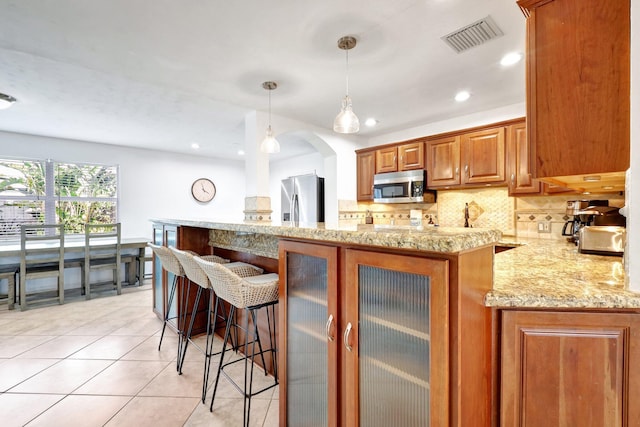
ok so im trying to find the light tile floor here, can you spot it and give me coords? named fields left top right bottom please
left=0, top=284, right=279, bottom=427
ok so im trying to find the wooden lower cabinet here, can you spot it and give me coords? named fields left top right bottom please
left=279, top=240, right=494, bottom=426
left=501, top=310, right=640, bottom=426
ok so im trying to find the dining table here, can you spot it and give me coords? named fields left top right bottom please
left=0, top=236, right=150, bottom=299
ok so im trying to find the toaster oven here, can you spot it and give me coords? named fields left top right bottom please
left=578, top=226, right=626, bottom=256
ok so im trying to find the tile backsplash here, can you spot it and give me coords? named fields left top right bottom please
left=341, top=188, right=624, bottom=240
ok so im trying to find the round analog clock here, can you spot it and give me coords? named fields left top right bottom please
left=191, top=178, right=216, bottom=202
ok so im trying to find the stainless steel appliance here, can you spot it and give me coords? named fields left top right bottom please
left=281, top=173, right=324, bottom=225
left=578, top=226, right=626, bottom=256
left=373, top=170, right=436, bottom=204
left=561, top=200, right=609, bottom=243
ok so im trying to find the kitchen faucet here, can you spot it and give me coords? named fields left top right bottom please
left=464, top=203, right=470, bottom=228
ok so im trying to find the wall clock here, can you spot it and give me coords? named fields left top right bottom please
left=191, top=178, right=216, bottom=203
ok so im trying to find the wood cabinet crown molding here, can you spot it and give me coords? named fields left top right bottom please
left=517, top=0, right=555, bottom=16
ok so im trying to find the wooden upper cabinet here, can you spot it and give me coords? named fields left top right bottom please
left=461, top=127, right=506, bottom=185
left=519, top=0, right=630, bottom=178
left=375, top=146, right=397, bottom=173
left=507, top=121, right=540, bottom=195
left=375, top=141, right=425, bottom=174
left=398, top=141, right=424, bottom=171
left=426, top=136, right=460, bottom=188
left=356, top=151, right=376, bottom=201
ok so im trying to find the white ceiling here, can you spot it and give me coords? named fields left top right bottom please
left=0, top=0, right=525, bottom=161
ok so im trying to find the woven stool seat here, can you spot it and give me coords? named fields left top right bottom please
left=194, top=257, right=279, bottom=309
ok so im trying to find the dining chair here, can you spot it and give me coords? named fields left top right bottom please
left=83, top=223, right=121, bottom=299
left=0, top=265, right=19, bottom=310
left=19, top=223, right=65, bottom=311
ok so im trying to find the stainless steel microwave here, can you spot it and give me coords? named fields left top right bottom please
left=373, top=170, right=435, bottom=203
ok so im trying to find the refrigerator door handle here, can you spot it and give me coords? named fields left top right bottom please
left=293, top=194, right=299, bottom=224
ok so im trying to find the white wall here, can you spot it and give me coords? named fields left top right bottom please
left=0, top=131, right=246, bottom=238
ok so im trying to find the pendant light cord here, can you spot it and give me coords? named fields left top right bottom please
left=345, top=48, right=350, bottom=96
left=268, top=89, right=272, bottom=128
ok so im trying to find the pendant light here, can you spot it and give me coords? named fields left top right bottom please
left=333, top=36, right=359, bottom=134
left=0, top=93, right=17, bottom=110
left=260, top=81, right=280, bottom=154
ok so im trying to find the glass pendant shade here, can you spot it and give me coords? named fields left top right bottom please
left=260, top=125, right=280, bottom=153
left=333, top=95, right=360, bottom=134
left=260, top=81, right=280, bottom=154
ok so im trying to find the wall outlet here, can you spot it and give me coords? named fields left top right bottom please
left=537, top=221, right=551, bottom=233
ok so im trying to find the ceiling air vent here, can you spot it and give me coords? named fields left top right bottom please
left=441, top=15, right=504, bottom=53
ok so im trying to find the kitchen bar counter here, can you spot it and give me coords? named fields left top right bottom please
left=149, top=218, right=499, bottom=426
left=152, top=218, right=640, bottom=308
left=487, top=238, right=639, bottom=308
left=150, top=218, right=501, bottom=253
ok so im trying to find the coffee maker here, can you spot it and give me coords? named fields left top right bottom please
left=562, top=200, right=609, bottom=244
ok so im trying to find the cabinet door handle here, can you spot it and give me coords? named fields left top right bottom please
left=455, top=167, right=459, bottom=177
left=325, top=314, right=335, bottom=342
left=464, top=164, right=469, bottom=174
left=343, top=322, right=353, bottom=352
left=511, top=173, right=515, bottom=184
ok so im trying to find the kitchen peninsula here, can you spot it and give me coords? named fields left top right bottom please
left=489, top=239, right=640, bottom=426
left=150, top=218, right=500, bottom=426
left=151, top=218, right=640, bottom=425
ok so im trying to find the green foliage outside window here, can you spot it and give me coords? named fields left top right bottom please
left=0, top=159, right=118, bottom=237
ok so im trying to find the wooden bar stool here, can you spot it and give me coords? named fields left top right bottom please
left=194, top=256, right=279, bottom=427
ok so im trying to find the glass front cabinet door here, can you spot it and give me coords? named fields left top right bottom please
left=279, top=240, right=339, bottom=427
left=151, top=223, right=178, bottom=321
left=279, top=241, right=449, bottom=427
left=344, top=249, right=449, bottom=427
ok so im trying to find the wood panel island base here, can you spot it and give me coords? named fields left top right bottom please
left=150, top=219, right=501, bottom=426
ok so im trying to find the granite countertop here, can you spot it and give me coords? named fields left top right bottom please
left=487, top=237, right=640, bottom=309
left=150, top=218, right=501, bottom=253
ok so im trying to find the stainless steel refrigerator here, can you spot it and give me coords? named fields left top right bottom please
left=281, top=173, right=325, bottom=224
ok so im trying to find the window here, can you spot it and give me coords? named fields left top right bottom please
left=0, top=158, right=118, bottom=238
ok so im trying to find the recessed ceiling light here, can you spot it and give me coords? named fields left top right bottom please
left=237, top=149, right=245, bottom=156
left=500, top=52, right=522, bottom=66
left=0, top=93, right=17, bottom=110
left=365, top=118, right=378, bottom=127
left=583, top=175, right=601, bottom=182
left=455, top=91, right=471, bottom=102
left=191, top=143, right=200, bottom=150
